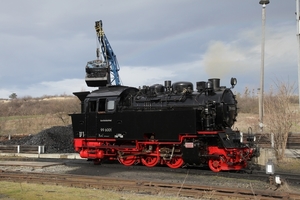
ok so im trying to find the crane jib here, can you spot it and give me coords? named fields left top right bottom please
left=85, top=20, right=121, bottom=87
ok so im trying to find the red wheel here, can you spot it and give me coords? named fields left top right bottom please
left=166, top=157, right=184, bottom=169
left=208, top=155, right=224, bottom=172
left=118, top=155, right=136, bottom=166
left=141, top=156, right=159, bottom=167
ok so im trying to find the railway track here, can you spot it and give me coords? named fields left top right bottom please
left=0, top=170, right=299, bottom=199
left=255, top=133, right=300, bottom=149
left=1, top=156, right=300, bottom=190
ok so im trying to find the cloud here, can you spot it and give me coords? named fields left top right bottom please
left=0, top=79, right=87, bottom=99
left=2, top=21, right=297, bottom=99
left=119, top=66, right=177, bottom=87
left=0, top=1, right=298, bottom=99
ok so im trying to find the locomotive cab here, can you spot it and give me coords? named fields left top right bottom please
left=71, top=86, right=139, bottom=139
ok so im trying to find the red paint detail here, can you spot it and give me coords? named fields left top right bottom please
left=208, top=154, right=225, bottom=172
left=118, top=155, right=137, bottom=166
left=74, top=133, right=255, bottom=172
left=79, top=149, right=104, bottom=159
left=207, top=146, right=251, bottom=172
left=166, top=157, right=184, bottom=169
left=141, top=156, right=159, bottom=167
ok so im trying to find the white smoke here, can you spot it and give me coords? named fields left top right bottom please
left=203, top=41, right=249, bottom=79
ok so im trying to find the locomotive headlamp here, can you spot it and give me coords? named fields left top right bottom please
left=259, top=0, right=269, bottom=5
left=230, top=78, right=237, bottom=88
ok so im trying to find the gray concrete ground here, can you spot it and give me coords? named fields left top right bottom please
left=0, top=160, right=63, bottom=168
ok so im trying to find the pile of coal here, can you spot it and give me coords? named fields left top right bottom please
left=0, top=126, right=75, bottom=153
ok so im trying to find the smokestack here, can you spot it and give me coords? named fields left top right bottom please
left=208, top=78, right=220, bottom=91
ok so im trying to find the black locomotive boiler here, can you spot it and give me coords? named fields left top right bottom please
left=70, top=78, right=259, bottom=172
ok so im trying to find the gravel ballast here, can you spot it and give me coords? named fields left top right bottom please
left=0, top=126, right=75, bottom=153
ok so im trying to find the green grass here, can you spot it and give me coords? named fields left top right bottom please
left=0, top=115, right=42, bottom=121
left=0, top=181, right=185, bottom=200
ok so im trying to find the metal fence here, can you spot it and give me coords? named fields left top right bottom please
left=0, top=145, right=45, bottom=154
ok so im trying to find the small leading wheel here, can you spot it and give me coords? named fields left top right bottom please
left=118, top=155, right=136, bottom=166
left=208, top=155, right=224, bottom=172
left=166, top=157, right=184, bottom=169
left=141, top=156, right=159, bottom=167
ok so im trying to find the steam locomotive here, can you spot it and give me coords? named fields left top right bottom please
left=70, top=78, right=259, bottom=172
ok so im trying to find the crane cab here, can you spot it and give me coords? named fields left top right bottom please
left=85, top=60, right=111, bottom=87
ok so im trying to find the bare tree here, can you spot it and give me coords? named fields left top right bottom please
left=235, top=87, right=259, bottom=114
left=264, top=80, right=298, bottom=161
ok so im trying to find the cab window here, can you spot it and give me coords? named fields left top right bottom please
left=107, top=100, right=115, bottom=111
left=89, top=98, right=115, bottom=113
left=98, top=99, right=106, bottom=112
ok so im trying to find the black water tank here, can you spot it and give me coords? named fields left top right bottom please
left=150, top=84, right=164, bottom=94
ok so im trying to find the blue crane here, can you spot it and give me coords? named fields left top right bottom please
left=85, top=20, right=121, bottom=87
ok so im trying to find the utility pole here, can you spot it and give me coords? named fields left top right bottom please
left=296, top=0, right=300, bottom=107
left=258, top=0, right=269, bottom=132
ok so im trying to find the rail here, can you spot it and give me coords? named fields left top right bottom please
left=0, top=170, right=299, bottom=199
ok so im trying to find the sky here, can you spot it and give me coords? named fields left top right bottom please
left=0, top=0, right=298, bottom=98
